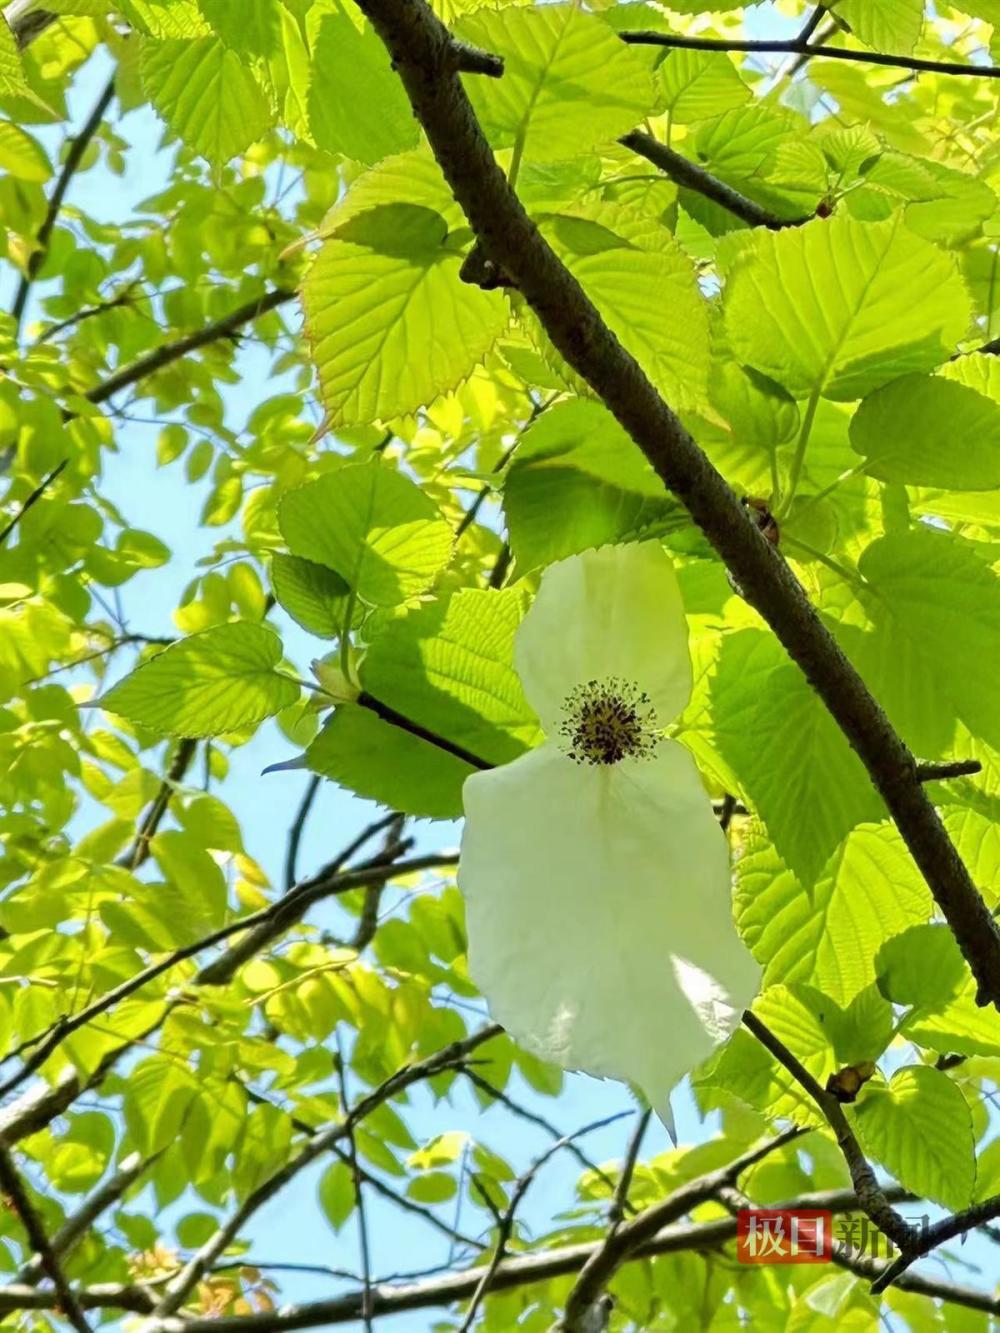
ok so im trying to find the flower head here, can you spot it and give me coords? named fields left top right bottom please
left=458, top=542, right=759, bottom=1133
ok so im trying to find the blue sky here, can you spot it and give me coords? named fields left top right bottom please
left=8, top=5, right=1000, bottom=1328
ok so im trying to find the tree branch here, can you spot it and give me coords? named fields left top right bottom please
left=0, top=458, right=67, bottom=548
left=556, top=1126, right=804, bottom=1331
left=17, top=1151, right=156, bottom=1286
left=283, top=774, right=322, bottom=891
left=11, top=75, right=115, bottom=332
left=458, top=1111, right=631, bottom=1333
left=618, top=31, right=1000, bottom=80
left=0, top=1144, right=92, bottom=1333
left=354, top=0, right=1000, bottom=1012
left=742, top=1010, right=916, bottom=1252
left=0, top=851, right=456, bottom=1099
left=150, top=1024, right=502, bottom=1318
left=119, top=737, right=198, bottom=871
left=620, top=131, right=805, bottom=230
left=463, top=1070, right=625, bottom=1203
left=85, top=287, right=295, bottom=406
left=133, top=1185, right=923, bottom=1332
left=870, top=1190, right=1000, bottom=1294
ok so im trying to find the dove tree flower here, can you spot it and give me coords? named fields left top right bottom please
left=458, top=542, right=759, bottom=1131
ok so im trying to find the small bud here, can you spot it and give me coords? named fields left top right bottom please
left=311, top=654, right=360, bottom=705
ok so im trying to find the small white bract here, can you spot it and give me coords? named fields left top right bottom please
left=458, top=541, right=759, bottom=1134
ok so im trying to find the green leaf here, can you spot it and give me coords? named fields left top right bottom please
left=307, top=5, right=418, bottom=164
left=0, top=122, right=50, bottom=182
left=98, top=624, right=298, bottom=737
left=736, top=822, right=932, bottom=1006
left=503, top=398, right=686, bottom=570
left=176, top=793, right=243, bottom=853
left=198, top=0, right=279, bottom=54
left=539, top=200, right=711, bottom=412
left=658, top=49, right=750, bottom=125
left=455, top=4, right=655, bottom=164
left=724, top=214, right=971, bottom=401
left=278, top=462, right=453, bottom=607
left=140, top=36, right=273, bottom=167
left=361, top=587, right=541, bottom=766
left=306, top=704, right=474, bottom=819
left=318, top=1161, right=356, bottom=1231
left=694, top=985, right=836, bottom=1127
left=406, top=1171, right=457, bottom=1203
left=857, top=527, right=1000, bottom=752
left=710, top=629, right=884, bottom=886
left=850, top=374, right=1000, bottom=489
left=0, top=17, right=37, bottom=100
left=903, top=972, right=1000, bottom=1058
left=837, top=0, right=924, bottom=53
left=303, top=160, right=507, bottom=426
left=150, top=829, right=228, bottom=928
left=270, top=553, right=351, bottom=638
left=124, top=1056, right=201, bottom=1155
left=854, top=1066, right=975, bottom=1209
left=875, top=924, right=968, bottom=1010
left=122, top=0, right=212, bottom=37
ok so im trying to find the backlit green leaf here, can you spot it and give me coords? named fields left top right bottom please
left=140, top=36, right=273, bottom=166
left=270, top=553, right=350, bottom=638
left=724, top=214, right=971, bottom=401
left=302, top=161, right=508, bottom=426
left=854, top=1066, right=975, bottom=1209
left=456, top=4, right=655, bottom=163
left=850, top=374, right=1000, bottom=489
left=99, top=624, right=298, bottom=737
left=278, top=463, right=453, bottom=607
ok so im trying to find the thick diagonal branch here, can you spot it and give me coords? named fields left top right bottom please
left=742, top=1010, right=915, bottom=1252
left=353, top=0, right=1000, bottom=1008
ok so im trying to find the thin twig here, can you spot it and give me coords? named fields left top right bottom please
left=85, top=287, right=295, bottom=406
left=607, top=1109, right=651, bottom=1232
left=0, top=459, right=67, bottom=548
left=238, top=1079, right=486, bottom=1252
left=283, top=775, right=321, bottom=891
left=334, top=1042, right=374, bottom=1333
left=620, top=132, right=806, bottom=230
left=150, top=1024, right=502, bottom=1317
left=556, top=1127, right=804, bottom=1331
left=357, top=692, right=491, bottom=769
left=0, top=1144, right=92, bottom=1333
left=11, top=75, right=116, bottom=332
left=195, top=829, right=430, bottom=989
left=0, top=852, right=458, bottom=1098
left=870, top=1191, right=1000, bottom=1294
left=915, top=759, right=982, bottom=782
left=463, top=1070, right=624, bottom=1204
left=119, top=737, right=198, bottom=871
left=619, top=31, right=1000, bottom=80
left=17, top=1151, right=157, bottom=1285
left=455, top=394, right=551, bottom=539
left=459, top=1111, right=632, bottom=1333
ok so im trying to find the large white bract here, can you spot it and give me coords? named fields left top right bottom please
left=458, top=541, right=759, bottom=1132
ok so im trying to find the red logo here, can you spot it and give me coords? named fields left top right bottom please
left=736, top=1210, right=832, bottom=1264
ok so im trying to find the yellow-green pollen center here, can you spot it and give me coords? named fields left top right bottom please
left=559, top=677, right=659, bottom=766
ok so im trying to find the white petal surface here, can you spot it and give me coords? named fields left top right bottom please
left=515, top=542, right=693, bottom=736
left=459, top=739, right=759, bottom=1124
